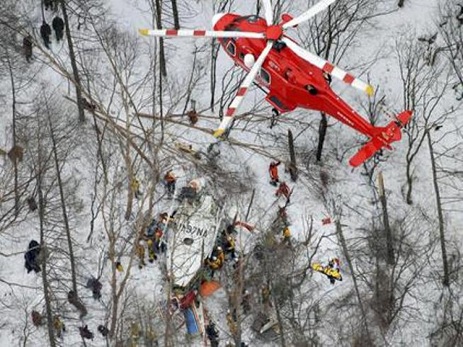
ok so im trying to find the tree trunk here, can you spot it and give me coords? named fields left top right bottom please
left=405, top=162, right=413, bottom=205
left=209, top=42, right=219, bottom=111
left=155, top=0, right=167, bottom=77
left=171, top=0, right=180, bottom=29
left=272, top=290, right=287, bottom=347
left=245, top=189, right=255, bottom=221
left=37, top=141, right=56, bottom=347
left=6, top=54, right=19, bottom=216
left=60, top=0, right=86, bottom=122
left=427, top=131, right=449, bottom=287
left=48, top=117, right=79, bottom=294
left=377, top=172, right=394, bottom=265
left=336, top=220, right=372, bottom=341
left=316, top=113, right=328, bottom=162
left=287, top=129, right=298, bottom=181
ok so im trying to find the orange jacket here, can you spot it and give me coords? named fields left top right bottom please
left=269, top=161, right=280, bottom=181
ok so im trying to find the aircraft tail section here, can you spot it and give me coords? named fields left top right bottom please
left=349, top=111, right=413, bottom=167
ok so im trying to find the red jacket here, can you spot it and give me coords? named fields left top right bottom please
left=269, top=161, right=281, bottom=181
left=276, top=182, right=291, bottom=198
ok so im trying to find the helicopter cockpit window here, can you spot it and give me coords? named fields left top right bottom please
left=226, top=41, right=236, bottom=56
left=260, top=68, right=270, bottom=84
left=245, top=15, right=259, bottom=23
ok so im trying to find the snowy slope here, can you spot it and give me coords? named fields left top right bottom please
left=1, top=0, right=462, bottom=346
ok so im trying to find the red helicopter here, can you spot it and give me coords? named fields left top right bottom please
left=139, top=0, right=412, bottom=167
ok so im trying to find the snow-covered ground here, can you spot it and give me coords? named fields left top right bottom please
left=1, top=0, right=462, bottom=346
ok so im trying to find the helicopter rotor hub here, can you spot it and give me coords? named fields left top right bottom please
left=265, top=25, right=283, bottom=41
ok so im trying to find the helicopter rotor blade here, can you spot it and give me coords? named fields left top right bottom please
left=282, top=37, right=374, bottom=96
left=261, top=0, right=274, bottom=26
left=214, top=41, right=274, bottom=137
left=138, top=28, right=266, bottom=39
left=282, top=0, right=337, bottom=29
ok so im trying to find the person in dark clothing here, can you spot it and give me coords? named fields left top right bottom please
left=205, top=322, right=219, bottom=347
left=52, top=16, right=64, bottom=41
left=97, top=325, right=109, bottom=337
left=86, top=277, right=102, bottom=299
left=79, top=325, right=94, bottom=340
left=44, top=0, right=53, bottom=11
left=27, top=196, right=37, bottom=211
left=163, top=171, right=176, bottom=197
left=23, top=36, right=33, bottom=62
left=31, top=310, right=43, bottom=326
left=24, top=240, right=41, bottom=273
left=40, top=21, right=52, bottom=49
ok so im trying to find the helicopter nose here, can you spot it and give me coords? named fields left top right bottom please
left=212, top=13, right=226, bottom=28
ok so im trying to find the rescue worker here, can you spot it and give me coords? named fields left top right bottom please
left=145, top=218, right=158, bottom=237
left=205, top=256, right=222, bottom=277
left=187, top=110, right=199, bottom=125
left=153, top=231, right=165, bottom=254
left=31, top=310, right=43, bottom=326
left=213, top=246, right=225, bottom=264
left=163, top=170, right=176, bottom=197
left=85, top=277, right=102, bottom=299
left=52, top=16, right=64, bottom=41
left=130, top=178, right=142, bottom=199
left=157, top=211, right=174, bottom=231
left=222, top=235, right=237, bottom=261
left=27, top=196, right=37, bottom=211
left=275, top=181, right=291, bottom=203
left=282, top=226, right=291, bottom=245
left=206, top=256, right=222, bottom=270
left=79, top=325, right=94, bottom=340
left=205, top=322, right=219, bottom=347
left=116, top=261, right=124, bottom=272
left=53, top=315, right=65, bottom=338
left=327, top=257, right=342, bottom=285
left=40, top=21, right=52, bottom=49
left=147, top=239, right=157, bottom=262
left=136, top=242, right=146, bottom=269
left=97, top=325, right=109, bottom=337
left=25, top=240, right=41, bottom=273
left=178, top=179, right=202, bottom=203
left=269, top=161, right=281, bottom=186
left=23, top=35, right=33, bottom=63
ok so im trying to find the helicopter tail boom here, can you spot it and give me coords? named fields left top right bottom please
left=349, top=110, right=413, bottom=167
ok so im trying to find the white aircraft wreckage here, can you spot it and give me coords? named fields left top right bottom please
left=165, top=178, right=227, bottom=289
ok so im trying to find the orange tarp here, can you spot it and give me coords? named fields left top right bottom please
left=199, top=280, right=221, bottom=297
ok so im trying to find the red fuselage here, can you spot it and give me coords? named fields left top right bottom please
left=214, top=14, right=376, bottom=138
